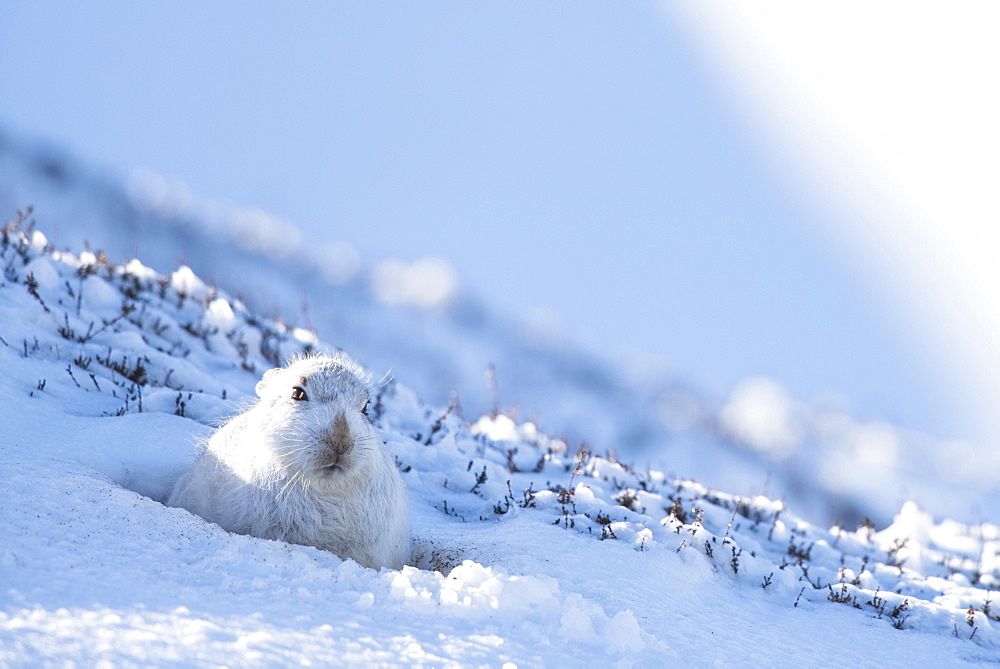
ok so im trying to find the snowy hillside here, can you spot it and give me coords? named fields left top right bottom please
left=2, top=131, right=997, bottom=532
left=2, top=215, right=1000, bottom=664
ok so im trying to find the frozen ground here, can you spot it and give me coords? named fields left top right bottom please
left=2, top=215, right=1000, bottom=665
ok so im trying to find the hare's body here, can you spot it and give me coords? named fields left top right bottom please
left=169, top=354, right=410, bottom=569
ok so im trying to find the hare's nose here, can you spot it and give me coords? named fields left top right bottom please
left=323, top=412, right=354, bottom=456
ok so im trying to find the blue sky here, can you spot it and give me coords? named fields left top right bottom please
left=0, top=1, right=962, bottom=438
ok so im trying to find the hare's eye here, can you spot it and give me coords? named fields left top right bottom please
left=361, top=400, right=370, bottom=416
left=291, top=386, right=308, bottom=401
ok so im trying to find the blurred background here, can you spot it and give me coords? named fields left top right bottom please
left=1, top=2, right=997, bottom=471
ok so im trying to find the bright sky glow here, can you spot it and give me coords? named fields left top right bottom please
left=670, top=1, right=1000, bottom=446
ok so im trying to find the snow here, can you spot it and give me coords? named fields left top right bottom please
left=2, top=211, right=1000, bottom=665
left=372, top=256, right=459, bottom=309
left=227, top=206, right=302, bottom=260
left=720, top=377, right=800, bottom=459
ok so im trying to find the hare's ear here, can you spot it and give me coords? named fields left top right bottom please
left=255, top=368, right=282, bottom=398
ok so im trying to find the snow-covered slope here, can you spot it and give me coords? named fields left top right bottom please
left=2, top=214, right=1000, bottom=664
left=2, top=130, right=997, bottom=532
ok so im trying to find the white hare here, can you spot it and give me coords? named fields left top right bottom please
left=168, top=353, right=410, bottom=570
